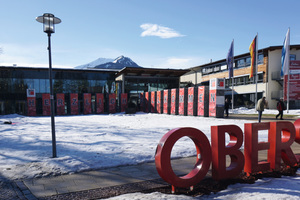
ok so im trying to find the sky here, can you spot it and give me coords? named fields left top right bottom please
left=0, top=0, right=300, bottom=69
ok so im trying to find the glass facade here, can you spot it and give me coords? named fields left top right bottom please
left=124, top=77, right=179, bottom=94
left=0, top=67, right=116, bottom=115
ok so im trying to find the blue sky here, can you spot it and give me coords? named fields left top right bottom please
left=0, top=0, right=299, bottom=69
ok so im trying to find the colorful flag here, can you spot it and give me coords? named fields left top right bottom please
left=249, top=36, right=257, bottom=78
left=281, top=28, right=290, bottom=76
left=226, top=40, right=234, bottom=78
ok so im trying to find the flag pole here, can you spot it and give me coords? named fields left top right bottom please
left=231, top=39, right=234, bottom=110
left=287, top=28, right=290, bottom=113
left=255, top=33, right=258, bottom=109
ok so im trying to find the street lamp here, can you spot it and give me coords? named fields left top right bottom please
left=36, top=13, right=61, bottom=158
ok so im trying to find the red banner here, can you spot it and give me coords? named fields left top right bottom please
left=145, top=92, right=149, bottom=113
left=151, top=91, right=156, bottom=113
left=96, top=93, right=104, bottom=114
left=157, top=91, right=162, bottom=113
left=178, top=88, right=185, bottom=115
left=209, top=90, right=216, bottom=117
left=27, top=97, right=36, bottom=116
left=121, top=93, right=128, bottom=112
left=187, top=87, right=194, bottom=116
left=42, top=93, right=51, bottom=116
left=198, top=86, right=205, bottom=116
left=109, top=93, right=116, bottom=113
left=70, top=93, right=78, bottom=115
left=163, top=90, right=168, bottom=114
left=83, top=93, right=92, bottom=114
left=171, top=89, right=176, bottom=115
left=284, top=62, right=300, bottom=101
left=56, top=93, right=65, bottom=115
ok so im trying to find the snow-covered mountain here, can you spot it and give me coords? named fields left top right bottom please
left=75, top=56, right=142, bottom=69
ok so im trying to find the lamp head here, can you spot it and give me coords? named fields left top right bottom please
left=36, top=13, right=61, bottom=34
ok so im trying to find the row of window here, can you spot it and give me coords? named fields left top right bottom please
left=225, top=73, right=264, bottom=87
left=202, top=54, right=264, bottom=75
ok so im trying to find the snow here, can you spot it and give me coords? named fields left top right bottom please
left=1, top=108, right=300, bottom=199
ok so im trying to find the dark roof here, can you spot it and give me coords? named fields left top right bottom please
left=0, top=66, right=119, bottom=73
left=116, top=67, right=190, bottom=77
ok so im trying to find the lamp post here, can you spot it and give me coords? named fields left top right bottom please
left=36, top=13, right=61, bottom=158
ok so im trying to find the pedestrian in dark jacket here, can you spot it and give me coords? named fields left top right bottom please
left=224, top=98, right=230, bottom=117
left=276, top=98, right=285, bottom=120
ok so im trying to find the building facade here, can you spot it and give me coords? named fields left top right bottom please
left=0, top=66, right=117, bottom=115
left=180, top=45, right=300, bottom=109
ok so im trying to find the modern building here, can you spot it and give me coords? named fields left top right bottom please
left=115, top=67, right=189, bottom=94
left=0, top=66, right=117, bottom=115
left=180, top=45, right=300, bottom=109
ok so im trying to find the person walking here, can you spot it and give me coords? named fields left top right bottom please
left=256, top=97, right=266, bottom=123
left=224, top=98, right=230, bottom=117
left=276, top=98, right=285, bottom=120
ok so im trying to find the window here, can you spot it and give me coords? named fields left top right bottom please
left=245, top=57, right=251, bottom=67
left=237, top=59, right=245, bottom=68
left=290, top=54, right=296, bottom=61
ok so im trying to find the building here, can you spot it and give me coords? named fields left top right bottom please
left=115, top=67, right=189, bottom=94
left=0, top=66, right=117, bottom=115
left=180, top=45, right=300, bottom=109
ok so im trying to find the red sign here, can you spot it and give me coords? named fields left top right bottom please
left=198, top=86, right=205, bottom=116
left=109, top=93, right=116, bottom=113
left=284, top=62, right=300, bottom=101
left=187, top=87, right=194, bottom=116
left=209, top=90, right=216, bottom=117
left=163, top=90, right=168, bottom=114
left=42, top=93, right=51, bottom=116
left=157, top=91, right=162, bottom=114
left=56, top=93, right=65, bottom=115
left=171, top=89, right=176, bottom=115
left=121, top=93, right=128, bottom=112
left=178, top=88, right=185, bottom=115
left=151, top=91, right=156, bottom=113
left=27, top=97, right=36, bottom=116
left=145, top=92, right=149, bottom=113
left=155, top=120, right=300, bottom=189
left=83, top=93, right=92, bottom=114
left=96, top=93, right=104, bottom=114
left=70, top=93, right=79, bottom=115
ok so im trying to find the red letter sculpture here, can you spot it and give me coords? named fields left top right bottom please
left=211, top=125, right=244, bottom=180
left=244, top=122, right=270, bottom=174
left=155, top=127, right=212, bottom=188
left=268, top=121, right=297, bottom=170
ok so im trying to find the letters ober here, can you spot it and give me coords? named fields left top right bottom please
left=155, top=120, right=300, bottom=190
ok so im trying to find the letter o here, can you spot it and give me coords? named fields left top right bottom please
left=155, top=127, right=212, bottom=188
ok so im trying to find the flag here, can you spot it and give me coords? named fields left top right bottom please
left=249, top=35, right=257, bottom=78
left=226, top=40, right=234, bottom=78
left=281, top=28, right=290, bottom=76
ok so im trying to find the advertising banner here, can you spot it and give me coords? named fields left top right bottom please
left=209, top=78, right=225, bottom=118
left=178, top=88, right=185, bottom=115
left=70, top=93, right=78, bottom=115
left=27, top=89, right=36, bottom=116
left=151, top=91, right=156, bottom=113
left=157, top=91, right=162, bottom=114
left=187, top=87, right=195, bottom=116
left=163, top=90, right=169, bottom=114
left=121, top=93, right=128, bottom=112
left=56, top=93, right=65, bottom=115
left=109, top=93, right=116, bottom=113
left=171, top=89, right=177, bottom=115
left=145, top=92, right=149, bottom=113
left=83, top=93, right=92, bottom=115
left=96, top=93, right=104, bottom=114
left=198, top=86, right=209, bottom=117
left=42, top=93, right=51, bottom=116
left=284, top=61, right=300, bottom=101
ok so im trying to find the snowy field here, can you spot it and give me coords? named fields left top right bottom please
left=1, top=108, right=300, bottom=199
